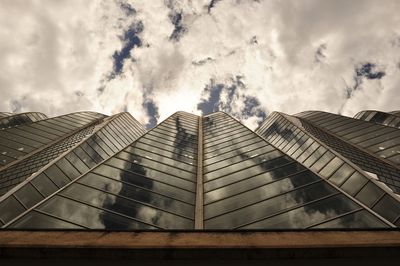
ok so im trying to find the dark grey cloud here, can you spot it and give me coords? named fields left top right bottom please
left=207, top=0, right=221, bottom=13
left=119, top=1, right=136, bottom=16
left=197, top=81, right=224, bottom=115
left=143, top=98, right=159, bottom=129
left=197, top=76, right=267, bottom=127
left=356, top=63, right=385, bottom=80
left=111, top=21, right=143, bottom=77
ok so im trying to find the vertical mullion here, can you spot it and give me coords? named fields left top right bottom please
left=195, top=116, right=204, bottom=229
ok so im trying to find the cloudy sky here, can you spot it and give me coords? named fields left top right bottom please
left=0, top=0, right=399, bottom=129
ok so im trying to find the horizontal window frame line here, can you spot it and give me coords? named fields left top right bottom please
left=148, top=129, right=197, bottom=146
left=205, top=179, right=329, bottom=223
left=81, top=171, right=195, bottom=206
left=133, top=141, right=196, bottom=163
left=203, top=139, right=265, bottom=161
left=33, top=209, right=89, bottom=229
left=204, top=124, right=244, bottom=139
left=115, top=151, right=197, bottom=178
left=56, top=193, right=164, bottom=230
left=366, top=137, right=400, bottom=153
left=0, top=143, right=28, bottom=156
left=0, top=133, right=39, bottom=149
left=378, top=145, right=400, bottom=159
left=203, top=154, right=287, bottom=185
left=140, top=136, right=197, bottom=156
left=72, top=181, right=195, bottom=220
left=203, top=127, right=250, bottom=145
left=157, top=123, right=198, bottom=135
left=8, top=127, right=56, bottom=143
left=232, top=192, right=341, bottom=230
left=204, top=168, right=310, bottom=206
left=103, top=160, right=197, bottom=191
left=203, top=149, right=283, bottom=178
left=143, top=134, right=198, bottom=153
left=152, top=125, right=198, bottom=141
left=203, top=161, right=298, bottom=194
left=369, top=189, right=387, bottom=210
left=204, top=122, right=241, bottom=135
left=204, top=130, right=255, bottom=148
left=160, top=120, right=198, bottom=132
left=203, top=135, right=260, bottom=155
left=305, top=208, right=363, bottom=229
left=128, top=145, right=197, bottom=168
left=203, top=144, right=270, bottom=170
left=344, top=124, right=396, bottom=142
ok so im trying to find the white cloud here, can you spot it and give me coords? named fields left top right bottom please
left=0, top=0, right=399, bottom=129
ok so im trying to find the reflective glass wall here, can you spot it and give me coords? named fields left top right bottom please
left=0, top=110, right=399, bottom=230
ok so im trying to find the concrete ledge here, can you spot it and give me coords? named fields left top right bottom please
left=0, top=230, right=400, bottom=262
left=1, top=230, right=400, bottom=249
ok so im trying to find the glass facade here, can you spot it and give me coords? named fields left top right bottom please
left=0, top=110, right=399, bottom=230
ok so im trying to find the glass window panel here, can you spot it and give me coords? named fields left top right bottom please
left=204, top=145, right=274, bottom=173
left=205, top=150, right=283, bottom=181
left=205, top=131, right=253, bottom=148
left=11, top=128, right=52, bottom=144
left=29, top=123, right=64, bottom=136
left=125, top=146, right=196, bottom=173
left=39, top=121, right=69, bottom=134
left=204, top=156, right=293, bottom=192
left=242, top=194, right=359, bottom=229
left=15, top=183, right=44, bottom=209
left=60, top=185, right=193, bottom=229
left=80, top=141, right=104, bottom=163
left=0, top=144, right=26, bottom=158
left=104, top=158, right=195, bottom=192
left=65, top=152, right=90, bottom=174
left=91, top=135, right=114, bottom=156
left=0, top=132, right=39, bottom=149
left=312, top=210, right=388, bottom=228
left=44, top=166, right=70, bottom=187
left=16, top=126, right=57, bottom=140
left=340, top=172, right=368, bottom=196
left=204, top=138, right=264, bottom=161
left=56, top=158, right=81, bottom=179
left=0, top=196, right=26, bottom=223
left=204, top=134, right=257, bottom=153
left=369, top=137, right=400, bottom=153
left=296, top=141, right=319, bottom=163
left=10, top=211, right=84, bottom=229
left=388, top=154, right=400, bottom=165
left=372, top=194, right=400, bottom=222
left=77, top=177, right=194, bottom=218
left=328, top=163, right=355, bottom=186
left=31, top=173, right=58, bottom=197
left=310, top=151, right=335, bottom=172
left=97, top=131, right=120, bottom=151
left=303, top=146, right=327, bottom=168
left=204, top=171, right=321, bottom=219
left=74, top=146, right=97, bottom=168
left=117, top=151, right=194, bottom=181
left=133, top=141, right=195, bottom=165
left=355, top=181, right=384, bottom=207
left=38, top=195, right=154, bottom=229
left=205, top=181, right=337, bottom=229
left=204, top=163, right=306, bottom=204
left=319, top=157, right=344, bottom=178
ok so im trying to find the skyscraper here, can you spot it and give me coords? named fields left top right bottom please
left=0, top=110, right=399, bottom=229
left=0, top=110, right=400, bottom=264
